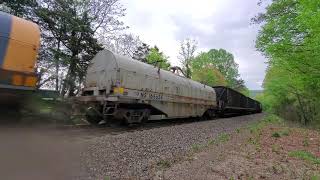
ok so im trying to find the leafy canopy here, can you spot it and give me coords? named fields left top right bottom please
left=146, top=46, right=171, bottom=70
left=192, top=49, right=247, bottom=93
left=254, top=0, right=320, bottom=125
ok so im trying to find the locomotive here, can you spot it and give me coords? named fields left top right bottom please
left=76, top=49, right=261, bottom=125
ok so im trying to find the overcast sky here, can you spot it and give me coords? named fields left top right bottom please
left=121, top=0, right=267, bottom=90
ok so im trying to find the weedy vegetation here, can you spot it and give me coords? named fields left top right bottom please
left=208, top=133, right=231, bottom=146
left=191, top=144, right=203, bottom=152
left=311, top=175, right=320, bottom=180
left=157, top=159, right=171, bottom=169
left=288, top=150, right=320, bottom=165
left=271, top=132, right=281, bottom=138
left=271, top=144, right=281, bottom=154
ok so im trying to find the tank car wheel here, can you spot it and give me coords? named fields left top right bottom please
left=85, top=107, right=102, bottom=125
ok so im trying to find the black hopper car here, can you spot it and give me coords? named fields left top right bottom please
left=213, top=86, right=262, bottom=116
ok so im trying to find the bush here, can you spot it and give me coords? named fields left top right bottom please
left=271, top=132, right=281, bottom=138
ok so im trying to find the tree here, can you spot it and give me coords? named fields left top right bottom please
left=192, top=49, right=242, bottom=89
left=192, top=66, right=227, bottom=87
left=104, top=34, right=142, bottom=57
left=178, top=38, right=197, bottom=78
left=35, top=0, right=106, bottom=96
left=132, top=43, right=150, bottom=62
left=146, top=46, right=171, bottom=70
left=253, top=0, right=320, bottom=125
left=1, top=0, right=127, bottom=96
left=234, top=79, right=250, bottom=96
left=0, top=0, right=37, bottom=18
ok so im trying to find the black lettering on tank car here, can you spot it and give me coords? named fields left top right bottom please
left=148, top=93, right=163, bottom=100
left=140, top=92, right=147, bottom=98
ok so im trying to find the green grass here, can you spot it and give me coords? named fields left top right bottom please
left=236, top=128, right=241, bottom=133
left=288, top=150, right=320, bottom=164
left=157, top=159, right=171, bottom=169
left=248, top=114, right=282, bottom=134
left=311, top=174, right=320, bottom=180
left=208, top=133, right=230, bottom=146
left=216, top=133, right=230, bottom=143
left=271, top=132, right=281, bottom=138
left=191, top=144, right=202, bottom=152
left=303, top=138, right=309, bottom=147
left=271, top=144, right=281, bottom=154
left=271, top=129, right=290, bottom=138
left=281, top=129, right=290, bottom=136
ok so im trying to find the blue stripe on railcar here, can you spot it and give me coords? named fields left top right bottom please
left=0, top=11, right=12, bottom=67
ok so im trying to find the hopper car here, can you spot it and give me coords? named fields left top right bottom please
left=213, top=86, right=262, bottom=116
left=76, top=50, right=262, bottom=125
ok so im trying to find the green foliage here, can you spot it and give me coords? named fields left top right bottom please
left=303, top=138, right=309, bottom=147
left=281, top=129, right=290, bottom=136
left=311, top=175, right=320, bottom=180
left=239, top=87, right=250, bottom=97
left=192, top=66, right=227, bottom=86
left=271, top=144, right=281, bottom=154
left=250, top=90, right=263, bottom=98
left=191, top=48, right=249, bottom=94
left=288, top=150, right=320, bottom=165
left=248, top=114, right=283, bottom=134
left=216, top=133, right=230, bottom=143
left=271, top=132, right=281, bottom=138
left=1, top=0, right=125, bottom=96
left=0, top=0, right=37, bottom=17
left=271, top=129, right=290, bottom=138
left=208, top=133, right=230, bottom=145
left=191, top=143, right=202, bottom=152
left=192, top=49, right=243, bottom=89
left=157, top=159, right=171, bottom=169
left=254, top=0, right=320, bottom=125
left=236, top=128, right=241, bottom=133
left=146, top=46, right=171, bottom=70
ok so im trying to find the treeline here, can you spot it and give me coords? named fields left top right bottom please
left=0, top=0, right=248, bottom=96
left=134, top=40, right=249, bottom=95
left=254, top=0, right=320, bottom=126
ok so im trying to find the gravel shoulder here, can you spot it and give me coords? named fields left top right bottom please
left=81, top=113, right=265, bottom=179
left=0, top=113, right=265, bottom=180
left=159, top=115, right=320, bottom=180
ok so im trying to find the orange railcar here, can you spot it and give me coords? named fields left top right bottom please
left=0, top=11, right=40, bottom=105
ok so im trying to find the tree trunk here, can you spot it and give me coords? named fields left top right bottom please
left=55, top=40, right=61, bottom=92
left=296, top=93, right=309, bottom=125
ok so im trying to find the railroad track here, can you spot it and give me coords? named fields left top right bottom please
left=53, top=117, right=220, bottom=139
left=0, top=114, right=248, bottom=141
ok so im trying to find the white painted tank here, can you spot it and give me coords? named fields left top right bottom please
left=83, top=49, right=217, bottom=118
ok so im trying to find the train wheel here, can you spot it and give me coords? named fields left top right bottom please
left=85, top=107, right=102, bottom=125
left=202, top=110, right=216, bottom=120
left=122, top=109, right=150, bottom=125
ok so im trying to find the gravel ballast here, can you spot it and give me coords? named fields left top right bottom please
left=81, top=113, right=265, bottom=179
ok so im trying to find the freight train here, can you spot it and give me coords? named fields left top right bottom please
left=76, top=50, right=262, bottom=125
left=0, top=11, right=261, bottom=124
left=0, top=11, right=40, bottom=107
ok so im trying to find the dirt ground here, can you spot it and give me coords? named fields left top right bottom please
left=158, top=117, right=320, bottom=180
left=2, top=114, right=317, bottom=180
left=0, top=114, right=263, bottom=180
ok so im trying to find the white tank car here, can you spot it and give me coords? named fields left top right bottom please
left=76, top=49, right=217, bottom=124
